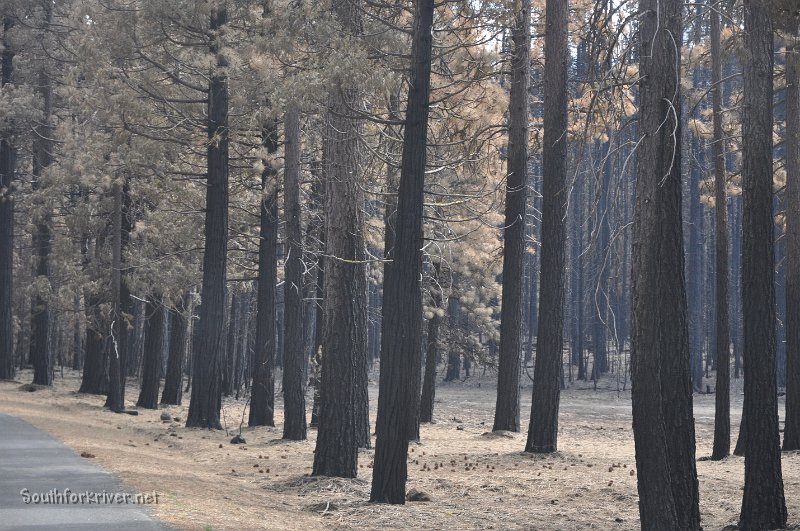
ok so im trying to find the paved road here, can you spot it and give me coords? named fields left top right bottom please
left=0, top=412, right=165, bottom=530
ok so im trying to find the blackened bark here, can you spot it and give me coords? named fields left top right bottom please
left=370, top=0, right=434, bottom=504
left=525, top=211, right=540, bottom=368
left=186, top=5, right=228, bottom=429
left=118, top=183, right=133, bottom=402
left=735, top=407, right=747, bottom=457
left=15, top=316, right=26, bottom=371
left=221, top=291, right=237, bottom=397
left=592, top=143, right=611, bottom=376
left=313, top=0, right=371, bottom=471
left=185, top=302, right=197, bottom=392
left=629, top=0, right=699, bottom=528
left=72, top=294, right=82, bottom=371
left=738, top=2, right=787, bottom=528
left=688, top=144, right=705, bottom=393
left=105, top=181, right=124, bottom=412
left=776, top=225, right=787, bottom=387
left=493, top=0, right=530, bottom=434
left=618, top=156, right=632, bottom=361
left=444, top=297, right=461, bottom=381
left=574, top=178, right=586, bottom=382
left=419, top=286, right=442, bottom=424
left=249, top=121, right=279, bottom=428
left=30, top=6, right=54, bottom=386
left=380, top=93, right=407, bottom=439
left=137, top=300, right=164, bottom=410
left=526, top=0, right=568, bottom=454
left=225, top=291, right=241, bottom=396
left=128, top=300, right=145, bottom=378
left=313, top=0, right=371, bottom=473
left=0, top=17, right=15, bottom=381
left=80, top=297, right=107, bottom=395
left=162, top=295, right=189, bottom=406
left=688, top=8, right=707, bottom=392
left=310, top=196, right=325, bottom=429
left=711, top=4, right=731, bottom=460
left=785, top=36, right=800, bottom=451
left=445, top=352, right=461, bottom=381
left=29, top=219, right=52, bottom=386
left=283, top=107, right=307, bottom=441
left=276, top=305, right=284, bottom=369
left=381, top=94, right=399, bottom=292
left=732, top=195, right=743, bottom=380
left=234, top=291, right=251, bottom=397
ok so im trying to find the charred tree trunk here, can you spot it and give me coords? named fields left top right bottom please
left=380, top=92, right=405, bottom=437
left=738, top=2, right=787, bottom=528
left=137, top=300, right=164, bottom=410
left=186, top=5, right=229, bottom=429
left=30, top=3, right=55, bottom=387
left=72, top=294, right=82, bottom=371
left=0, top=17, right=15, bottom=381
left=732, top=195, right=743, bottom=380
left=162, top=295, right=189, bottom=406
left=776, top=219, right=787, bottom=387
left=283, top=107, right=308, bottom=441
left=526, top=0, right=569, bottom=454
left=576, top=204, right=586, bottom=382
left=313, top=0, right=370, bottom=474
left=222, top=291, right=239, bottom=397
left=420, top=267, right=443, bottom=424
left=592, top=143, right=611, bottom=376
left=234, top=291, right=251, bottom=398
left=525, top=194, right=540, bottom=368
left=80, top=295, right=108, bottom=395
left=105, top=181, right=124, bottom=412
left=711, top=3, right=731, bottom=460
left=493, top=0, right=530, bottom=434
left=785, top=34, right=800, bottom=452
left=370, top=0, right=434, bottom=503
left=419, top=309, right=441, bottom=424
left=249, top=121, right=279, bottom=428
left=309, top=188, right=325, bottom=429
left=629, top=0, right=699, bottom=528
left=444, top=296, right=462, bottom=382
left=118, top=183, right=133, bottom=402
left=569, top=174, right=582, bottom=384
left=688, top=138, right=705, bottom=393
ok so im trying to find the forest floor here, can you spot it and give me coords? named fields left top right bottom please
left=1, top=369, right=799, bottom=530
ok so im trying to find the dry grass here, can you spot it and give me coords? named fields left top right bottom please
left=1, top=369, right=799, bottom=530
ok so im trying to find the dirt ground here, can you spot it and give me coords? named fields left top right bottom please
left=1, top=369, right=798, bottom=530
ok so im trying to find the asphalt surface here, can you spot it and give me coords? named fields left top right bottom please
left=0, top=412, right=165, bottom=530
